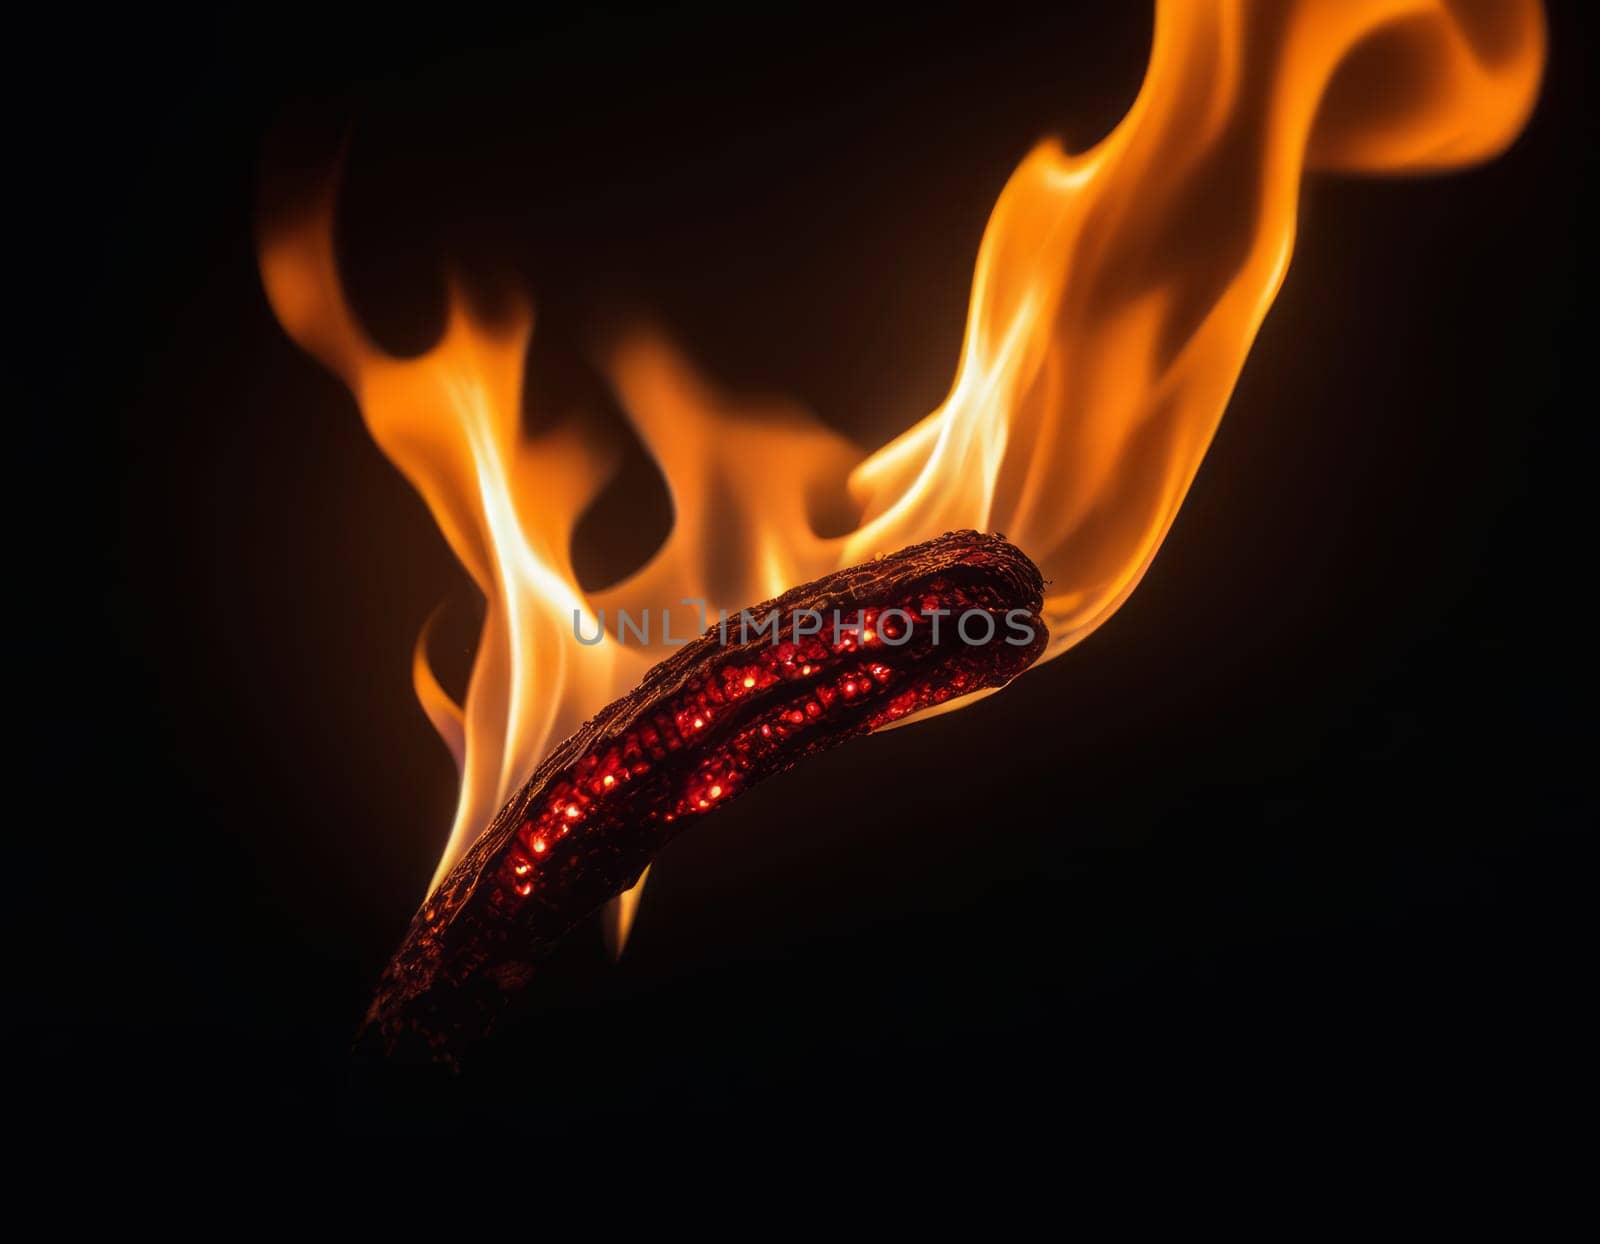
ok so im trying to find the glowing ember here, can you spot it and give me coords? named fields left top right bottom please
left=360, top=531, right=1046, bottom=1062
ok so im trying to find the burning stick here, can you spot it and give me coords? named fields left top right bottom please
left=360, top=530, right=1047, bottom=1064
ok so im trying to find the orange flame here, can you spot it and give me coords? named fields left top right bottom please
left=258, top=0, right=1543, bottom=949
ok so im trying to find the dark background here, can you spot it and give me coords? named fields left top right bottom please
left=21, top=2, right=1591, bottom=1139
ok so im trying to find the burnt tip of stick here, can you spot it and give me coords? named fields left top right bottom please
left=358, top=530, right=1047, bottom=1067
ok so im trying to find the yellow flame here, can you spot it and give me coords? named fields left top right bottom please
left=603, top=867, right=652, bottom=962
left=258, top=0, right=1544, bottom=947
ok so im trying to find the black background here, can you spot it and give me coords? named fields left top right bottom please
left=21, top=2, right=1591, bottom=1140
